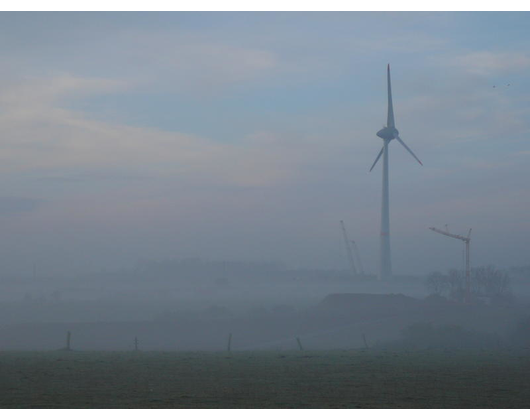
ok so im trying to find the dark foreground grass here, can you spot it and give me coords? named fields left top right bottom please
left=1, top=349, right=529, bottom=408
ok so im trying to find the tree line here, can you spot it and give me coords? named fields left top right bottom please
left=425, top=265, right=512, bottom=303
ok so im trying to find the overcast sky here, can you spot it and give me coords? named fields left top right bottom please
left=0, top=11, right=529, bottom=277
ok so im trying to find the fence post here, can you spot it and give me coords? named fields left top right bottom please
left=296, top=337, right=304, bottom=351
left=362, top=333, right=369, bottom=349
left=66, top=331, right=71, bottom=351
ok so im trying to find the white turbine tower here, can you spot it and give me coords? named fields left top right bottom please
left=370, top=64, right=423, bottom=281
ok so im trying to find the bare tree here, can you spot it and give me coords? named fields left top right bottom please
left=425, top=265, right=511, bottom=303
left=425, top=271, right=449, bottom=296
left=472, top=266, right=511, bottom=298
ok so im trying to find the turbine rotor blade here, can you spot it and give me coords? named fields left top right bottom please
left=396, top=135, right=423, bottom=166
left=387, top=64, right=395, bottom=128
left=369, top=146, right=384, bottom=172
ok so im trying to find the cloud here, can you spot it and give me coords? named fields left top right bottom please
left=56, top=28, right=281, bottom=94
left=0, top=74, right=129, bottom=106
left=117, top=34, right=280, bottom=93
left=0, top=75, right=331, bottom=190
left=444, top=51, right=530, bottom=76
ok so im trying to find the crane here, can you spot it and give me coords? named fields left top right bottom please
left=350, top=240, right=365, bottom=275
left=340, top=220, right=357, bottom=278
left=429, top=226, right=472, bottom=302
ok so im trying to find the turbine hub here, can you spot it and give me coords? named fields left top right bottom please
left=376, top=126, right=398, bottom=140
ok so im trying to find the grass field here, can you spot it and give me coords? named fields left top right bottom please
left=1, top=349, right=529, bottom=408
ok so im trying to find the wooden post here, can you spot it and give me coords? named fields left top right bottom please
left=134, top=337, right=139, bottom=351
left=296, top=337, right=304, bottom=351
left=465, top=240, right=470, bottom=303
left=362, top=333, right=369, bottom=349
left=227, top=333, right=232, bottom=352
left=66, top=331, right=71, bottom=351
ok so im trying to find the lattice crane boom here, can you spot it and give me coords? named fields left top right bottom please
left=429, top=227, right=471, bottom=243
left=340, top=220, right=358, bottom=277
left=351, top=240, right=365, bottom=275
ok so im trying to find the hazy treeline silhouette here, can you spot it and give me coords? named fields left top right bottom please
left=425, top=265, right=512, bottom=303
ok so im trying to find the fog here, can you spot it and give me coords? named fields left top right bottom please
left=0, top=12, right=530, bottom=355
left=1, top=258, right=530, bottom=351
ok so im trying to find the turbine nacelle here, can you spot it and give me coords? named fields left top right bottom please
left=376, top=126, right=398, bottom=141
left=369, top=65, right=423, bottom=171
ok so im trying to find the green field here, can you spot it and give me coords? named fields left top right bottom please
left=1, top=349, right=529, bottom=408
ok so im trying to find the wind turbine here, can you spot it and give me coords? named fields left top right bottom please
left=370, top=64, right=423, bottom=281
